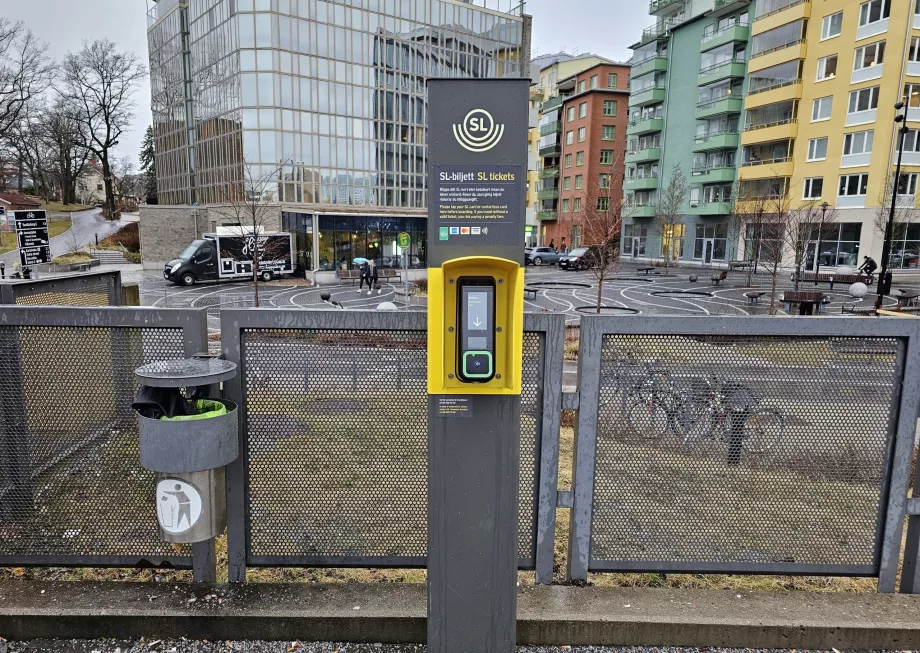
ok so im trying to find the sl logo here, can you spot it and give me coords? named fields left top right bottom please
left=453, top=109, right=504, bottom=152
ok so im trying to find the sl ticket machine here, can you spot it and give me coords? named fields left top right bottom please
left=426, top=78, right=529, bottom=653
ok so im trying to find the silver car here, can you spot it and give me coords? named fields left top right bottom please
left=525, top=246, right=562, bottom=266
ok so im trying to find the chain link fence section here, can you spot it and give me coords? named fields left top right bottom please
left=590, top=334, right=901, bottom=572
left=2, top=272, right=121, bottom=307
left=240, top=328, right=542, bottom=566
left=0, top=324, right=190, bottom=563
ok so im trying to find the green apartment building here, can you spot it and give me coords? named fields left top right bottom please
left=624, top=0, right=752, bottom=265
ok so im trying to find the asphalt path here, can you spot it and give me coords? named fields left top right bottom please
left=0, top=208, right=126, bottom=267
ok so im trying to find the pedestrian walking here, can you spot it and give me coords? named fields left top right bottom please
left=368, top=259, right=380, bottom=295
left=359, top=260, right=372, bottom=293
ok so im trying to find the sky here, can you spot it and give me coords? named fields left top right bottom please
left=5, top=0, right=647, bottom=167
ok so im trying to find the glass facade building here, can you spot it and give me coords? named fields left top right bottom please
left=146, top=0, right=527, bottom=271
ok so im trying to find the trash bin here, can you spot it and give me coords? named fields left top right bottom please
left=134, top=357, right=238, bottom=544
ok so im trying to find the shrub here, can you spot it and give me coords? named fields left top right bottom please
left=124, top=251, right=141, bottom=264
left=414, top=278, right=428, bottom=293
left=99, top=222, right=140, bottom=252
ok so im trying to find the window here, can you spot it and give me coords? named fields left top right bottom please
left=577, top=127, right=586, bottom=142
left=751, top=20, right=803, bottom=56
left=564, top=154, right=572, bottom=168
left=574, top=197, right=582, bottom=212
left=602, top=125, right=616, bottom=140
left=693, top=223, right=728, bottom=261
left=822, top=11, right=843, bottom=39
left=578, top=80, right=586, bottom=93
left=575, top=175, right=583, bottom=190
left=755, top=0, right=802, bottom=18
left=623, top=224, right=648, bottom=256
left=591, top=75, right=598, bottom=89
left=804, top=223, right=863, bottom=269
left=608, top=73, right=617, bottom=88
left=562, top=199, right=570, bottom=212
left=888, top=223, right=920, bottom=269
left=597, top=197, right=610, bottom=211
left=599, top=149, right=614, bottom=164
left=812, top=96, right=833, bottom=121
left=854, top=41, right=885, bottom=70
left=897, top=173, right=918, bottom=196
left=576, top=151, right=584, bottom=166
left=603, top=100, right=617, bottom=116
left=566, top=130, right=574, bottom=145
left=599, top=174, right=611, bottom=188
left=859, top=0, right=890, bottom=27
left=910, top=37, right=920, bottom=63
left=904, top=129, right=920, bottom=153
left=579, top=102, right=588, bottom=118
left=839, top=173, right=869, bottom=196
left=906, top=83, right=920, bottom=108
left=843, top=130, right=874, bottom=155
left=848, top=86, right=879, bottom=113
left=807, top=137, right=828, bottom=161
left=563, top=176, right=571, bottom=191
left=749, top=61, right=800, bottom=93
left=803, top=177, right=824, bottom=199
left=567, top=106, right=575, bottom=122
left=816, top=55, right=837, bottom=81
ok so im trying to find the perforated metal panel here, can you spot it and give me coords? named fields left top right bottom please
left=590, top=334, right=901, bottom=573
left=0, top=325, right=190, bottom=564
left=241, top=328, right=542, bottom=566
left=8, top=274, right=118, bottom=307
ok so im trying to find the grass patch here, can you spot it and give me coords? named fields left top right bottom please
left=52, top=252, right=95, bottom=264
left=38, top=199, right=92, bottom=213
left=96, top=222, right=140, bottom=253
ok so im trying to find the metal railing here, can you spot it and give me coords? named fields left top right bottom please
left=0, top=271, right=123, bottom=307
left=695, top=129, right=739, bottom=142
left=750, top=38, right=806, bottom=60
left=649, top=0, right=684, bottom=12
left=629, top=115, right=663, bottom=126
left=741, top=155, right=792, bottom=167
left=701, top=21, right=750, bottom=43
left=743, top=117, right=797, bottom=131
left=539, top=166, right=560, bottom=179
left=696, top=95, right=744, bottom=109
left=753, top=0, right=809, bottom=21
left=747, top=78, right=802, bottom=95
left=698, top=58, right=747, bottom=77
left=692, top=164, right=736, bottom=175
left=539, top=120, right=561, bottom=136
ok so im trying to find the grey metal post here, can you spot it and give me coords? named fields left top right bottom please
left=221, top=310, right=248, bottom=583
left=0, top=322, right=31, bottom=521
left=532, top=313, right=565, bottom=584
left=183, top=308, right=217, bottom=583
left=568, top=316, right=602, bottom=582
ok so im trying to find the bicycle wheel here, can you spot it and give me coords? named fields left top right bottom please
left=742, top=409, right=784, bottom=454
left=626, top=398, right=670, bottom=440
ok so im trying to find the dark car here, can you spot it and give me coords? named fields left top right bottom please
left=559, top=246, right=597, bottom=271
left=525, top=246, right=562, bottom=266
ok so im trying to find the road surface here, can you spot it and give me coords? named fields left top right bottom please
left=0, top=208, right=126, bottom=267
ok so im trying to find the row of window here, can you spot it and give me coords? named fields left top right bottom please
left=566, top=100, right=618, bottom=122
left=565, top=125, right=617, bottom=145
left=810, top=86, right=882, bottom=123
left=800, top=173, right=918, bottom=201
left=572, top=73, right=619, bottom=93
left=561, top=196, right=612, bottom=213
left=564, top=150, right=617, bottom=168
left=561, top=173, right=612, bottom=192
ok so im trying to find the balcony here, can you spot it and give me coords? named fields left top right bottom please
left=739, top=157, right=794, bottom=179
left=537, top=189, right=559, bottom=201
left=693, top=131, right=740, bottom=152
left=541, top=96, right=564, bottom=112
left=688, top=201, right=732, bottom=215
left=744, top=80, right=802, bottom=109
left=631, top=56, right=669, bottom=78
left=691, top=166, right=736, bottom=184
left=536, top=209, right=558, bottom=221
left=538, top=166, right=559, bottom=179
left=624, top=174, right=659, bottom=191
left=538, top=143, right=561, bottom=157
left=627, top=117, right=664, bottom=136
left=695, top=96, right=744, bottom=119
left=741, top=119, right=798, bottom=145
left=539, top=120, right=561, bottom=136
left=625, top=204, right=656, bottom=218
left=650, top=0, right=683, bottom=14
left=698, top=60, right=747, bottom=86
left=629, top=86, right=667, bottom=108
left=748, top=41, right=807, bottom=74
left=625, top=147, right=661, bottom=164
left=713, top=0, right=751, bottom=13
left=752, top=0, right=810, bottom=35
left=632, top=16, right=683, bottom=48
left=701, top=24, right=750, bottom=52
left=530, top=86, right=545, bottom=101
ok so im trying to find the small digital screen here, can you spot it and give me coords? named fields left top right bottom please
left=468, top=336, right=488, bottom=350
left=466, top=291, right=489, bottom=331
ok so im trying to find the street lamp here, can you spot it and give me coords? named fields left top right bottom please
left=876, top=102, right=911, bottom=311
left=813, top=200, right=829, bottom=284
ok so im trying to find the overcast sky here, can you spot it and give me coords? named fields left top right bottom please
left=5, top=1, right=645, bottom=167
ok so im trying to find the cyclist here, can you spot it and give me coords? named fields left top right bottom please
left=858, top=256, right=878, bottom=282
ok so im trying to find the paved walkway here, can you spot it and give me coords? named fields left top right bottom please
left=0, top=208, right=127, bottom=268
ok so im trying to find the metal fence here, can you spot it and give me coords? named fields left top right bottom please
left=220, top=310, right=564, bottom=583
left=0, top=271, right=122, bottom=307
left=568, top=316, right=920, bottom=593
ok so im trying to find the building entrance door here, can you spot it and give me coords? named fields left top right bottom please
left=703, top=239, right=715, bottom=265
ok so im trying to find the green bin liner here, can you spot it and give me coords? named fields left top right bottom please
left=159, top=399, right=228, bottom=421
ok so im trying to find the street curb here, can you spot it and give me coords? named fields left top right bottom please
left=3, top=581, right=920, bottom=649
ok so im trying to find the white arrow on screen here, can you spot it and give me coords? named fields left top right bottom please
left=473, top=317, right=482, bottom=327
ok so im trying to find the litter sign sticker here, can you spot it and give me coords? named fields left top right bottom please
left=156, top=479, right=203, bottom=534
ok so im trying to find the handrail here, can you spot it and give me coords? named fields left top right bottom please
left=741, top=156, right=792, bottom=167
left=743, top=117, right=797, bottom=131
left=753, top=0, right=808, bottom=21
left=627, top=172, right=660, bottom=180
left=701, top=21, right=750, bottom=43
left=695, top=129, right=740, bottom=141
left=629, top=116, right=663, bottom=126
left=698, top=58, right=747, bottom=77
left=747, top=78, right=802, bottom=95
left=631, top=53, right=668, bottom=67
left=696, top=95, right=744, bottom=108
left=692, top=165, right=735, bottom=174
left=751, top=38, right=806, bottom=60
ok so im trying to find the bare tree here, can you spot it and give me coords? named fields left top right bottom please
left=44, top=98, right=92, bottom=205
left=7, top=103, right=57, bottom=201
left=784, top=201, right=838, bottom=290
left=875, top=172, right=920, bottom=272
left=215, top=161, right=285, bottom=307
left=61, top=40, right=145, bottom=218
left=0, top=19, right=53, bottom=135
left=653, top=164, right=688, bottom=273
left=578, top=160, right=624, bottom=312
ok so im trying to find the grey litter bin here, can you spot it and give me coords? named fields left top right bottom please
left=134, top=357, right=238, bottom=544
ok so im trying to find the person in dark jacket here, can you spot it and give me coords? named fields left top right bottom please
left=359, top=260, right=371, bottom=292
left=367, top=260, right=380, bottom=295
left=858, top=256, right=878, bottom=277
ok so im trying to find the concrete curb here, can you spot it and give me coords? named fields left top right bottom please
left=3, top=581, right=920, bottom=649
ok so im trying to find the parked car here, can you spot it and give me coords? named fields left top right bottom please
left=525, top=246, right=562, bottom=266
left=559, top=246, right=598, bottom=271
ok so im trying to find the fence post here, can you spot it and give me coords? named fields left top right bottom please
left=0, top=320, right=32, bottom=521
left=567, top=316, right=602, bottom=582
left=183, top=308, right=218, bottom=583
left=534, top=314, right=565, bottom=585
left=222, top=310, right=247, bottom=583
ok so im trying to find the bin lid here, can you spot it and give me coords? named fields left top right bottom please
left=135, top=357, right=238, bottom=388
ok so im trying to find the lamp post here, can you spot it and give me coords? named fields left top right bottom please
left=876, top=102, right=911, bottom=311
left=813, top=201, right=829, bottom=284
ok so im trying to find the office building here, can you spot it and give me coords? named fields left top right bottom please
left=622, top=0, right=919, bottom=270
left=142, top=0, right=529, bottom=275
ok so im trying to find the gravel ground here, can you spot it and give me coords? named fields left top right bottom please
left=2, top=643, right=902, bottom=653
